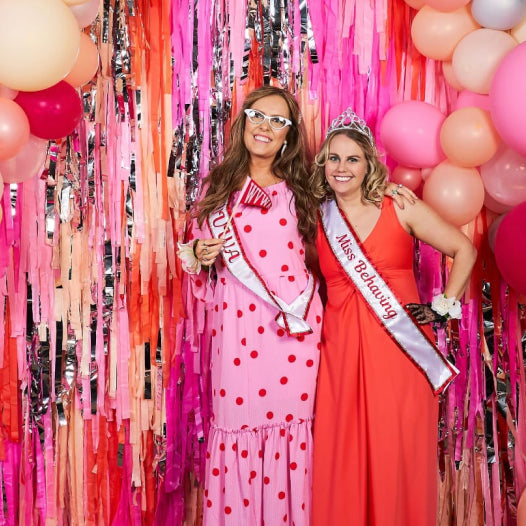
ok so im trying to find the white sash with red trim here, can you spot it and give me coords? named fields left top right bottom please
left=320, top=200, right=458, bottom=394
left=208, top=204, right=315, bottom=336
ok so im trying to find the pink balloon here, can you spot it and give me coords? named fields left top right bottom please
left=480, top=146, right=526, bottom=207
left=425, top=0, right=470, bottom=11
left=0, top=134, right=47, bottom=183
left=490, top=42, right=526, bottom=157
left=69, top=0, right=100, bottom=28
left=422, top=161, right=485, bottom=225
left=404, top=0, right=425, bottom=8
left=484, top=192, right=513, bottom=214
left=494, top=202, right=526, bottom=294
left=421, top=167, right=433, bottom=181
left=454, top=90, right=491, bottom=111
left=0, top=98, right=30, bottom=160
left=15, top=81, right=83, bottom=140
left=391, top=166, right=423, bottom=191
left=379, top=101, right=446, bottom=168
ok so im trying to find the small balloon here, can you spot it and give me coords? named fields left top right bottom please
left=495, top=202, right=526, bottom=294
left=404, top=0, right=425, bottom=9
left=0, top=134, right=47, bottom=184
left=379, top=101, right=446, bottom=168
left=15, top=81, right=83, bottom=140
left=441, top=61, right=464, bottom=91
left=471, top=0, right=526, bottom=30
left=69, top=0, right=100, bottom=28
left=440, top=107, right=500, bottom=167
left=487, top=213, right=506, bottom=253
left=480, top=146, right=526, bottom=207
left=0, top=84, right=18, bottom=100
left=423, top=161, right=485, bottom=226
left=484, top=192, right=513, bottom=214
left=391, top=166, right=423, bottom=191
left=511, top=15, right=526, bottom=43
left=411, top=6, right=479, bottom=61
left=64, top=32, right=99, bottom=87
left=452, top=28, right=517, bottom=94
left=0, top=98, right=30, bottom=160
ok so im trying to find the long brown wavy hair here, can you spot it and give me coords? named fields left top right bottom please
left=312, top=129, right=388, bottom=205
left=196, top=86, right=321, bottom=243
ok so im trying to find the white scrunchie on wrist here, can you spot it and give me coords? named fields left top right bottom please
left=431, top=293, right=462, bottom=320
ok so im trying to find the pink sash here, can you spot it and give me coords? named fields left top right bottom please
left=208, top=205, right=316, bottom=336
left=320, top=200, right=458, bottom=394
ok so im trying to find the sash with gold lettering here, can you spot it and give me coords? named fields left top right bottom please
left=208, top=204, right=316, bottom=336
left=320, top=200, right=458, bottom=394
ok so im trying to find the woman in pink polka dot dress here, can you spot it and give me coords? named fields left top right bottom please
left=186, top=86, right=323, bottom=526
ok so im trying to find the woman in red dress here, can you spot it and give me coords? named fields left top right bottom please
left=311, top=110, right=477, bottom=526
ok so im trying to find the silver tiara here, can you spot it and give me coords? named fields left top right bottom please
left=326, top=108, right=375, bottom=149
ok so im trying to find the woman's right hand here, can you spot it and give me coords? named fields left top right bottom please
left=195, top=238, right=225, bottom=266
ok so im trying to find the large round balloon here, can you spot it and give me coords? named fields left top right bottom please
left=69, top=0, right=100, bottom=29
left=422, top=161, right=485, bottom=225
left=379, top=101, right=446, bottom=168
left=471, top=0, right=526, bottom=30
left=494, top=202, right=526, bottom=294
left=64, top=32, right=99, bottom=88
left=490, top=42, right=526, bottom=157
left=480, top=146, right=526, bottom=207
left=452, top=29, right=517, bottom=94
left=0, top=0, right=81, bottom=92
left=440, top=107, right=500, bottom=167
left=425, top=0, right=470, bottom=10
left=0, top=98, right=30, bottom=160
left=15, top=81, right=83, bottom=140
left=411, top=6, right=479, bottom=61
left=0, top=134, right=48, bottom=184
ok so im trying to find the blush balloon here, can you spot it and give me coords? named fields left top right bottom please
left=442, top=61, right=464, bottom=91
left=484, top=192, right=513, bottom=214
left=69, top=0, right=100, bottom=29
left=15, top=81, right=83, bottom=140
left=0, top=98, right=30, bottom=160
left=425, top=0, right=470, bottom=10
left=64, top=32, right=99, bottom=88
left=423, top=161, right=485, bottom=225
left=454, top=90, right=491, bottom=111
left=0, top=134, right=47, bottom=183
left=391, top=166, right=423, bottom=191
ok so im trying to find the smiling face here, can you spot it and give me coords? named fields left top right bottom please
left=324, top=133, right=368, bottom=200
left=243, top=94, right=291, bottom=162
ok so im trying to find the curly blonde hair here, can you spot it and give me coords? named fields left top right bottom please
left=196, top=86, right=322, bottom=243
left=312, top=129, right=388, bottom=205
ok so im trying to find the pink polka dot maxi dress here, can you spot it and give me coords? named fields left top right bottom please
left=189, top=181, right=322, bottom=526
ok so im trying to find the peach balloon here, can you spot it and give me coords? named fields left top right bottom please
left=511, top=15, right=526, bottom=43
left=421, top=167, right=433, bottom=181
left=0, top=0, right=80, bottom=92
left=391, top=166, right=423, bottom=191
left=425, top=0, right=470, bottom=11
left=404, top=0, right=425, bottom=9
left=411, top=6, right=479, bottom=61
left=64, top=32, right=99, bottom=88
left=0, top=98, right=30, bottom=160
left=440, top=107, right=500, bottom=167
left=423, top=161, right=485, bottom=225
left=452, top=29, right=517, bottom=94
left=63, top=0, right=91, bottom=5
left=442, top=61, right=463, bottom=91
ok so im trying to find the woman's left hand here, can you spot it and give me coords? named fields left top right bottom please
left=385, top=182, right=417, bottom=209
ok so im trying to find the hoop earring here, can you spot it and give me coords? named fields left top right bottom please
left=280, top=141, right=287, bottom=155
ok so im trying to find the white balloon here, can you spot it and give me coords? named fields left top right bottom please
left=471, top=0, right=526, bottom=30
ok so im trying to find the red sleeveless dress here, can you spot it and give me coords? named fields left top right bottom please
left=312, top=199, right=439, bottom=526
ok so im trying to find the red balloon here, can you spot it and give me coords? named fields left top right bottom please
left=14, top=81, right=83, bottom=140
left=494, top=202, right=526, bottom=294
left=391, top=165, right=423, bottom=191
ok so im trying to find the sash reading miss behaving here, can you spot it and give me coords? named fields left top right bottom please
left=320, top=200, right=458, bottom=394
